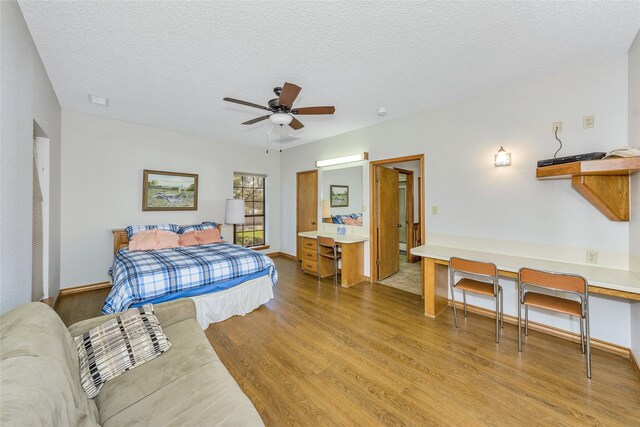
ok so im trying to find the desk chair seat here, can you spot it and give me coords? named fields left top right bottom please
left=523, top=292, right=582, bottom=317
left=449, top=257, right=503, bottom=343
left=317, top=236, right=342, bottom=286
left=518, top=267, right=591, bottom=378
left=455, top=278, right=496, bottom=296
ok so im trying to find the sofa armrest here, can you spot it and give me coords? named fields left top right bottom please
left=68, top=298, right=197, bottom=337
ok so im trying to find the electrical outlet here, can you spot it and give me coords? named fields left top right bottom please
left=552, top=121, right=562, bottom=133
left=586, top=250, right=598, bottom=264
left=583, top=115, right=594, bottom=128
left=432, top=206, right=439, bottom=215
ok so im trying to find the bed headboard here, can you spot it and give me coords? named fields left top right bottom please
left=112, top=223, right=223, bottom=255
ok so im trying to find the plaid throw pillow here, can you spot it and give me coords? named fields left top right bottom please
left=75, top=304, right=171, bottom=398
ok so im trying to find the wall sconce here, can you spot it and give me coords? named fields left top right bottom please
left=494, top=146, right=511, bottom=167
left=315, top=152, right=368, bottom=168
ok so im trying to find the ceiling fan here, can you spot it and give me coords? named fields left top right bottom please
left=223, top=82, right=335, bottom=130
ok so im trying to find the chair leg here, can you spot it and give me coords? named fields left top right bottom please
left=525, top=305, right=529, bottom=336
left=463, top=291, right=467, bottom=317
left=499, top=288, right=504, bottom=328
left=333, top=256, right=338, bottom=286
left=586, top=311, right=592, bottom=379
left=580, top=317, right=585, bottom=354
left=495, top=293, right=499, bottom=343
left=450, top=285, right=459, bottom=329
left=518, top=290, right=522, bottom=352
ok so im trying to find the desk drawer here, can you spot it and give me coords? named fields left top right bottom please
left=302, top=260, right=318, bottom=274
left=302, top=249, right=317, bottom=261
left=302, top=238, right=317, bottom=250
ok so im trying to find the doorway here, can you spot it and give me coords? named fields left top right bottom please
left=32, top=129, right=50, bottom=301
left=370, top=155, right=424, bottom=294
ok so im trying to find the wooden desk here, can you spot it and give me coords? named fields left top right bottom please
left=297, top=231, right=368, bottom=287
left=411, top=244, right=640, bottom=318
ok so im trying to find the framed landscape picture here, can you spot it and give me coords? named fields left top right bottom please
left=330, top=185, right=349, bottom=207
left=142, top=169, right=198, bottom=211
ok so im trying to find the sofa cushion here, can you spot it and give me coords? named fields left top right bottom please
left=96, top=317, right=263, bottom=425
left=102, top=357, right=264, bottom=427
left=0, top=303, right=99, bottom=426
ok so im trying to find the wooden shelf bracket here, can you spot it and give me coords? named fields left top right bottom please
left=571, top=175, right=629, bottom=221
left=536, top=157, right=640, bottom=222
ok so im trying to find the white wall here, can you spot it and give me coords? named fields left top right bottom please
left=282, top=54, right=629, bottom=265
left=627, top=30, right=640, bottom=365
left=60, top=111, right=280, bottom=289
left=0, top=1, right=61, bottom=314
left=321, top=166, right=363, bottom=216
left=281, top=54, right=633, bottom=346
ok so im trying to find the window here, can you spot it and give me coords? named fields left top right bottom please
left=233, top=173, right=266, bottom=247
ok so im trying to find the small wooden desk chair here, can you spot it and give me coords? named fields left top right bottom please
left=518, top=267, right=591, bottom=378
left=449, top=257, right=504, bottom=343
left=317, top=236, right=341, bottom=286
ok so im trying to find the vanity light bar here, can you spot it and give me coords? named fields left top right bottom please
left=315, top=152, right=369, bottom=168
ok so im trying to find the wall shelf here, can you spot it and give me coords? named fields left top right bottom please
left=536, top=157, right=640, bottom=221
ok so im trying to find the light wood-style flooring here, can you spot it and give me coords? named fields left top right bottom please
left=56, top=258, right=640, bottom=426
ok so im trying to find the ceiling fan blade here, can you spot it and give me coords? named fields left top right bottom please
left=278, top=82, right=301, bottom=108
left=292, top=106, right=335, bottom=115
left=223, top=97, right=271, bottom=111
left=289, top=117, right=304, bottom=130
left=242, top=115, right=270, bottom=125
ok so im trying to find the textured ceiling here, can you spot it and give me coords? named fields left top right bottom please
left=18, top=1, right=640, bottom=148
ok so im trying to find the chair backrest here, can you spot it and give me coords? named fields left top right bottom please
left=317, top=236, right=337, bottom=249
left=450, top=257, right=497, bottom=278
left=519, top=267, right=587, bottom=294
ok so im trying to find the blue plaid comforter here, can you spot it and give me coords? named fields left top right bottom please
left=104, top=243, right=278, bottom=314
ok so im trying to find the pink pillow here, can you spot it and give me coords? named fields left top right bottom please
left=128, top=230, right=158, bottom=251
left=343, top=218, right=362, bottom=226
left=156, top=230, right=180, bottom=249
left=178, top=231, right=200, bottom=247
left=195, top=228, right=223, bottom=245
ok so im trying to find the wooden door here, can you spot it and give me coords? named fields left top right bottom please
left=296, top=170, right=318, bottom=260
left=403, top=170, right=414, bottom=262
left=376, top=166, right=400, bottom=279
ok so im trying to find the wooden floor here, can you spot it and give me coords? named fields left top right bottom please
left=57, top=258, right=640, bottom=426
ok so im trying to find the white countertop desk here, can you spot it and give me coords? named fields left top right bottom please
left=297, top=231, right=369, bottom=287
left=411, top=244, right=640, bottom=318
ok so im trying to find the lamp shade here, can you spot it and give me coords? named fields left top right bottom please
left=322, top=199, right=331, bottom=218
left=225, top=199, right=245, bottom=225
left=269, top=113, right=293, bottom=126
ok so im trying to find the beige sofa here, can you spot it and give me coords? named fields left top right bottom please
left=0, top=299, right=264, bottom=426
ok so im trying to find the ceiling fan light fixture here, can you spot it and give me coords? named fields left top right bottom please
left=269, top=113, right=292, bottom=126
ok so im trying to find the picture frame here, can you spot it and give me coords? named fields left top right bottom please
left=142, top=169, right=198, bottom=211
left=330, top=185, right=349, bottom=207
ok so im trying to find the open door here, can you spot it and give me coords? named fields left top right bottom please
left=376, top=165, right=400, bottom=280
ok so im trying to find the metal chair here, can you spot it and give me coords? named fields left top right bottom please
left=518, top=267, right=591, bottom=378
left=449, top=257, right=503, bottom=343
left=317, top=236, right=341, bottom=286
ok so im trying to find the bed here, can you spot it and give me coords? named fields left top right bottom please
left=105, top=227, right=277, bottom=328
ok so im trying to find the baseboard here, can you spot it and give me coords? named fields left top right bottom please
left=449, top=300, right=630, bottom=358
left=59, top=281, right=112, bottom=296
left=267, top=252, right=298, bottom=261
left=631, top=349, right=640, bottom=379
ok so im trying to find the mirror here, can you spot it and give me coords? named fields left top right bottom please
left=320, top=166, right=364, bottom=226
